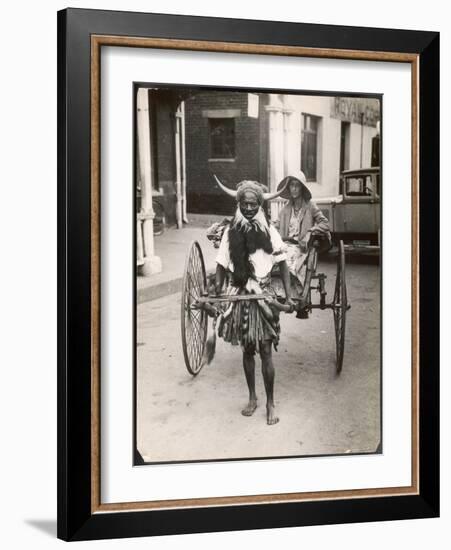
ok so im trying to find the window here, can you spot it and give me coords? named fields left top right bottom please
left=371, top=134, right=380, bottom=167
left=301, top=114, right=320, bottom=181
left=209, top=118, right=235, bottom=159
left=345, top=175, right=374, bottom=197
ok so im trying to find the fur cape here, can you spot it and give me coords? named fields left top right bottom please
left=228, top=207, right=273, bottom=288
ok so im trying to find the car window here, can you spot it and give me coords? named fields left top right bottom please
left=345, top=175, right=373, bottom=197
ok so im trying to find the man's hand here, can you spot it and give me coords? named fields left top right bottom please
left=311, top=224, right=327, bottom=235
left=264, top=295, right=295, bottom=314
left=263, top=295, right=277, bottom=307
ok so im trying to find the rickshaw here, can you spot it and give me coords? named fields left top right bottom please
left=181, top=230, right=350, bottom=377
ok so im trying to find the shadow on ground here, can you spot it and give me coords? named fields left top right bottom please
left=25, top=519, right=57, bottom=538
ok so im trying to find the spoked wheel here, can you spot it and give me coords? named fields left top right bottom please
left=333, top=240, right=349, bottom=374
left=181, top=241, right=208, bottom=375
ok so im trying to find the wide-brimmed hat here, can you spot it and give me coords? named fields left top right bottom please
left=276, top=170, right=312, bottom=201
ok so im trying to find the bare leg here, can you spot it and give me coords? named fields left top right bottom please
left=260, top=342, right=279, bottom=425
left=241, top=348, right=258, bottom=416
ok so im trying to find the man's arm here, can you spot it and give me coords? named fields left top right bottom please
left=215, top=264, right=226, bottom=295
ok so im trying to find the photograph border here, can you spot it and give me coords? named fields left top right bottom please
left=57, top=8, right=439, bottom=541
left=131, top=82, right=384, bottom=468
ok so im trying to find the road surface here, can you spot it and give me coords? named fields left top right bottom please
left=136, top=259, right=381, bottom=463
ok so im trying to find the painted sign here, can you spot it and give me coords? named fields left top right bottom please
left=331, top=97, right=380, bottom=127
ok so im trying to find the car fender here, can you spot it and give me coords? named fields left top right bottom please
left=314, top=195, right=343, bottom=232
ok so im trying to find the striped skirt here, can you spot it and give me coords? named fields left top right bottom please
left=217, top=281, right=280, bottom=354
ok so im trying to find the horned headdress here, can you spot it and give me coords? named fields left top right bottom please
left=214, top=175, right=288, bottom=204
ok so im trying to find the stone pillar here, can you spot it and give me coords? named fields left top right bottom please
left=265, top=94, right=285, bottom=221
left=174, top=105, right=183, bottom=229
left=136, top=216, right=145, bottom=266
left=282, top=96, right=295, bottom=177
left=137, top=88, right=162, bottom=276
left=181, top=101, right=189, bottom=224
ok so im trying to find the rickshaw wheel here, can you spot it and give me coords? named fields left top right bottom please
left=333, top=240, right=348, bottom=374
left=181, top=241, right=208, bottom=375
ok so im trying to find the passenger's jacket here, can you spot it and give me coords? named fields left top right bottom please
left=276, top=200, right=330, bottom=247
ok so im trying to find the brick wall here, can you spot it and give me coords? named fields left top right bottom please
left=185, top=91, right=267, bottom=216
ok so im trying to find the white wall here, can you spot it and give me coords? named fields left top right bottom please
left=288, top=95, right=339, bottom=196
left=348, top=124, right=379, bottom=170
left=1, top=1, right=448, bottom=550
left=320, top=116, right=342, bottom=195
left=284, top=95, right=377, bottom=197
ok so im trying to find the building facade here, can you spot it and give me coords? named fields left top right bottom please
left=135, top=87, right=380, bottom=274
left=184, top=91, right=269, bottom=215
left=135, top=87, right=190, bottom=275
left=183, top=91, right=380, bottom=216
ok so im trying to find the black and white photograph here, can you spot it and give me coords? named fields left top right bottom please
left=135, top=86, right=382, bottom=464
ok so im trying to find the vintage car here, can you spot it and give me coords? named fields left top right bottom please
left=315, top=167, right=380, bottom=248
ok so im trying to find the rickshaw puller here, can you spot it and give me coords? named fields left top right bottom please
left=214, top=177, right=295, bottom=425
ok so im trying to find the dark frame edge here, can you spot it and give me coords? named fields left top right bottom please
left=68, top=494, right=437, bottom=542
left=57, top=7, right=95, bottom=541
left=57, top=8, right=68, bottom=542
left=418, top=31, right=440, bottom=517
left=63, top=6, right=437, bottom=53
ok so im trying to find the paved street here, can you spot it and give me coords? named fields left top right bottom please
left=137, top=258, right=380, bottom=463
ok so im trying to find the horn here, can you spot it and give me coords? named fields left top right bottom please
left=213, top=174, right=237, bottom=198
left=262, top=179, right=288, bottom=201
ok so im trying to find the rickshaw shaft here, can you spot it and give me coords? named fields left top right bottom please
left=195, top=294, right=274, bottom=304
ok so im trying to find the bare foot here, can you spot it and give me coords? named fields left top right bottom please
left=241, top=399, right=258, bottom=416
left=266, top=405, right=279, bottom=425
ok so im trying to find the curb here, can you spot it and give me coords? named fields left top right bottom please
left=137, top=277, right=184, bottom=304
left=137, top=268, right=215, bottom=304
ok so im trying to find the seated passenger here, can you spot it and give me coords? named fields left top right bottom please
left=276, top=171, right=331, bottom=293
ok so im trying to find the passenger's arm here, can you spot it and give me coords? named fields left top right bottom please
left=311, top=202, right=330, bottom=234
